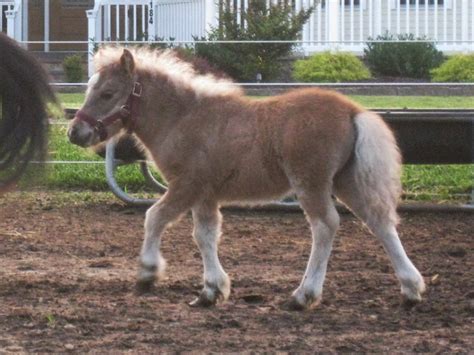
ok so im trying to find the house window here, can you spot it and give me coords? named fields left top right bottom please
left=400, top=0, right=444, bottom=4
left=320, top=1, right=364, bottom=7
left=392, top=0, right=452, bottom=9
left=342, top=0, right=367, bottom=10
left=61, top=0, right=94, bottom=7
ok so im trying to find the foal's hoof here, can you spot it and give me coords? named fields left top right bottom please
left=189, top=284, right=226, bottom=308
left=401, top=277, right=426, bottom=304
left=401, top=297, right=421, bottom=310
left=285, top=297, right=307, bottom=311
left=189, top=293, right=216, bottom=308
left=285, top=292, right=321, bottom=311
left=135, top=278, right=155, bottom=295
left=401, top=289, right=424, bottom=309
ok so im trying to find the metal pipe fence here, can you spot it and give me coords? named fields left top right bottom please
left=46, top=103, right=474, bottom=211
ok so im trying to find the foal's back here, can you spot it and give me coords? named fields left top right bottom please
left=194, top=88, right=364, bottom=202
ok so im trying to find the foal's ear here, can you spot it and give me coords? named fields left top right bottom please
left=120, top=49, right=135, bottom=76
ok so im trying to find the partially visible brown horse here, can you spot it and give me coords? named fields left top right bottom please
left=0, top=33, right=56, bottom=192
left=68, top=47, right=425, bottom=309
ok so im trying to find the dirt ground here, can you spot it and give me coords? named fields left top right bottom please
left=0, top=192, right=473, bottom=353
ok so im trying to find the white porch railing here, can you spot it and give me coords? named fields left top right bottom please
left=86, top=0, right=215, bottom=75
left=303, top=0, right=474, bottom=53
left=86, top=0, right=474, bottom=76
left=1, top=0, right=21, bottom=40
left=154, top=0, right=208, bottom=41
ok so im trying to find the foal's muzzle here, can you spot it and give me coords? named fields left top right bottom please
left=67, top=121, right=94, bottom=147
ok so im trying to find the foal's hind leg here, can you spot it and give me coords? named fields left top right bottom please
left=137, top=188, right=196, bottom=292
left=189, top=201, right=230, bottom=307
left=289, top=190, right=340, bottom=310
left=334, top=177, right=425, bottom=302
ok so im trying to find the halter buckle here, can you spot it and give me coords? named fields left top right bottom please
left=132, top=82, right=142, bottom=97
left=94, top=120, right=105, bottom=132
left=94, top=120, right=108, bottom=141
left=120, top=105, right=131, bottom=117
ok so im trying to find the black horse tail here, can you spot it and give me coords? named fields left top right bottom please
left=0, top=33, right=57, bottom=192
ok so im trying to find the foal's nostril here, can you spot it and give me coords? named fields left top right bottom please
left=67, top=126, right=78, bottom=143
left=68, top=125, right=90, bottom=147
left=67, top=126, right=73, bottom=139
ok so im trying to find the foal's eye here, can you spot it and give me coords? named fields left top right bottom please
left=100, top=92, right=113, bottom=100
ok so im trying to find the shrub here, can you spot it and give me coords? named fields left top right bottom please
left=195, top=0, right=312, bottom=82
left=431, top=54, right=474, bottom=82
left=364, top=33, right=444, bottom=79
left=63, top=55, right=84, bottom=83
left=293, top=52, right=371, bottom=82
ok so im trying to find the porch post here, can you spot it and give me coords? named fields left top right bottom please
left=87, top=7, right=100, bottom=77
left=5, top=10, right=17, bottom=40
left=22, top=0, right=28, bottom=45
left=327, top=0, right=340, bottom=50
left=16, top=0, right=22, bottom=42
left=205, top=0, right=218, bottom=34
left=373, top=0, right=382, bottom=37
left=148, top=0, right=156, bottom=42
left=44, top=0, right=50, bottom=52
left=298, top=0, right=310, bottom=54
left=461, top=0, right=469, bottom=51
left=6, top=0, right=22, bottom=41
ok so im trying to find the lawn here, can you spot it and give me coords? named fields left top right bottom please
left=58, top=93, right=474, bottom=110
left=34, top=94, right=473, bottom=203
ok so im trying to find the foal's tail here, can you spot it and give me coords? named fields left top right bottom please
left=336, top=111, right=402, bottom=226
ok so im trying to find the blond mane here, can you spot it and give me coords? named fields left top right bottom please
left=94, top=46, right=243, bottom=98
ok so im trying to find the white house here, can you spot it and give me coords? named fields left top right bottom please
left=2, top=0, right=474, bottom=74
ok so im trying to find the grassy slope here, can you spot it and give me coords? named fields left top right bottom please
left=39, top=94, right=473, bottom=202
left=350, top=95, right=474, bottom=109
left=59, top=93, right=474, bottom=109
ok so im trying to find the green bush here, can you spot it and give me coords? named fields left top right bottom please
left=364, top=33, right=444, bottom=79
left=63, top=55, right=84, bottom=83
left=293, top=52, right=371, bottom=82
left=195, top=0, right=312, bottom=82
left=431, top=54, right=474, bottom=82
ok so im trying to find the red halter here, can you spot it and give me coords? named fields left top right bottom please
left=75, top=82, right=142, bottom=142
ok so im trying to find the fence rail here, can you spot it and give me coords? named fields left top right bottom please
left=98, top=108, right=474, bottom=209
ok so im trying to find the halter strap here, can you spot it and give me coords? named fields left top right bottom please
left=75, top=82, right=142, bottom=142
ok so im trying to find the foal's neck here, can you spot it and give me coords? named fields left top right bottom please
left=133, top=70, right=204, bottom=145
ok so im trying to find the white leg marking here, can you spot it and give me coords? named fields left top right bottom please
left=190, top=206, right=230, bottom=306
left=292, top=208, right=340, bottom=309
left=372, top=224, right=425, bottom=301
left=137, top=204, right=168, bottom=283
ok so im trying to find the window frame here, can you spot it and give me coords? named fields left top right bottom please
left=343, top=0, right=364, bottom=7
left=320, top=1, right=367, bottom=10
left=391, top=0, right=452, bottom=9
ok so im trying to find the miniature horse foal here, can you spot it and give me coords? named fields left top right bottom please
left=68, top=48, right=425, bottom=309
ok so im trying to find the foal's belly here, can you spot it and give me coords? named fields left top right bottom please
left=215, top=155, right=291, bottom=203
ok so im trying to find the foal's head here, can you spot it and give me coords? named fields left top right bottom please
left=68, top=49, right=137, bottom=147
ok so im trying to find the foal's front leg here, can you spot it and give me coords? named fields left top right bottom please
left=189, top=201, right=230, bottom=307
left=137, top=189, right=194, bottom=292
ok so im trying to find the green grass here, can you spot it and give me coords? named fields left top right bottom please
left=58, top=93, right=474, bottom=110
left=59, top=93, right=85, bottom=109
left=402, top=165, right=472, bottom=201
left=39, top=94, right=473, bottom=203
left=349, top=95, right=474, bottom=109
left=35, top=124, right=153, bottom=192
